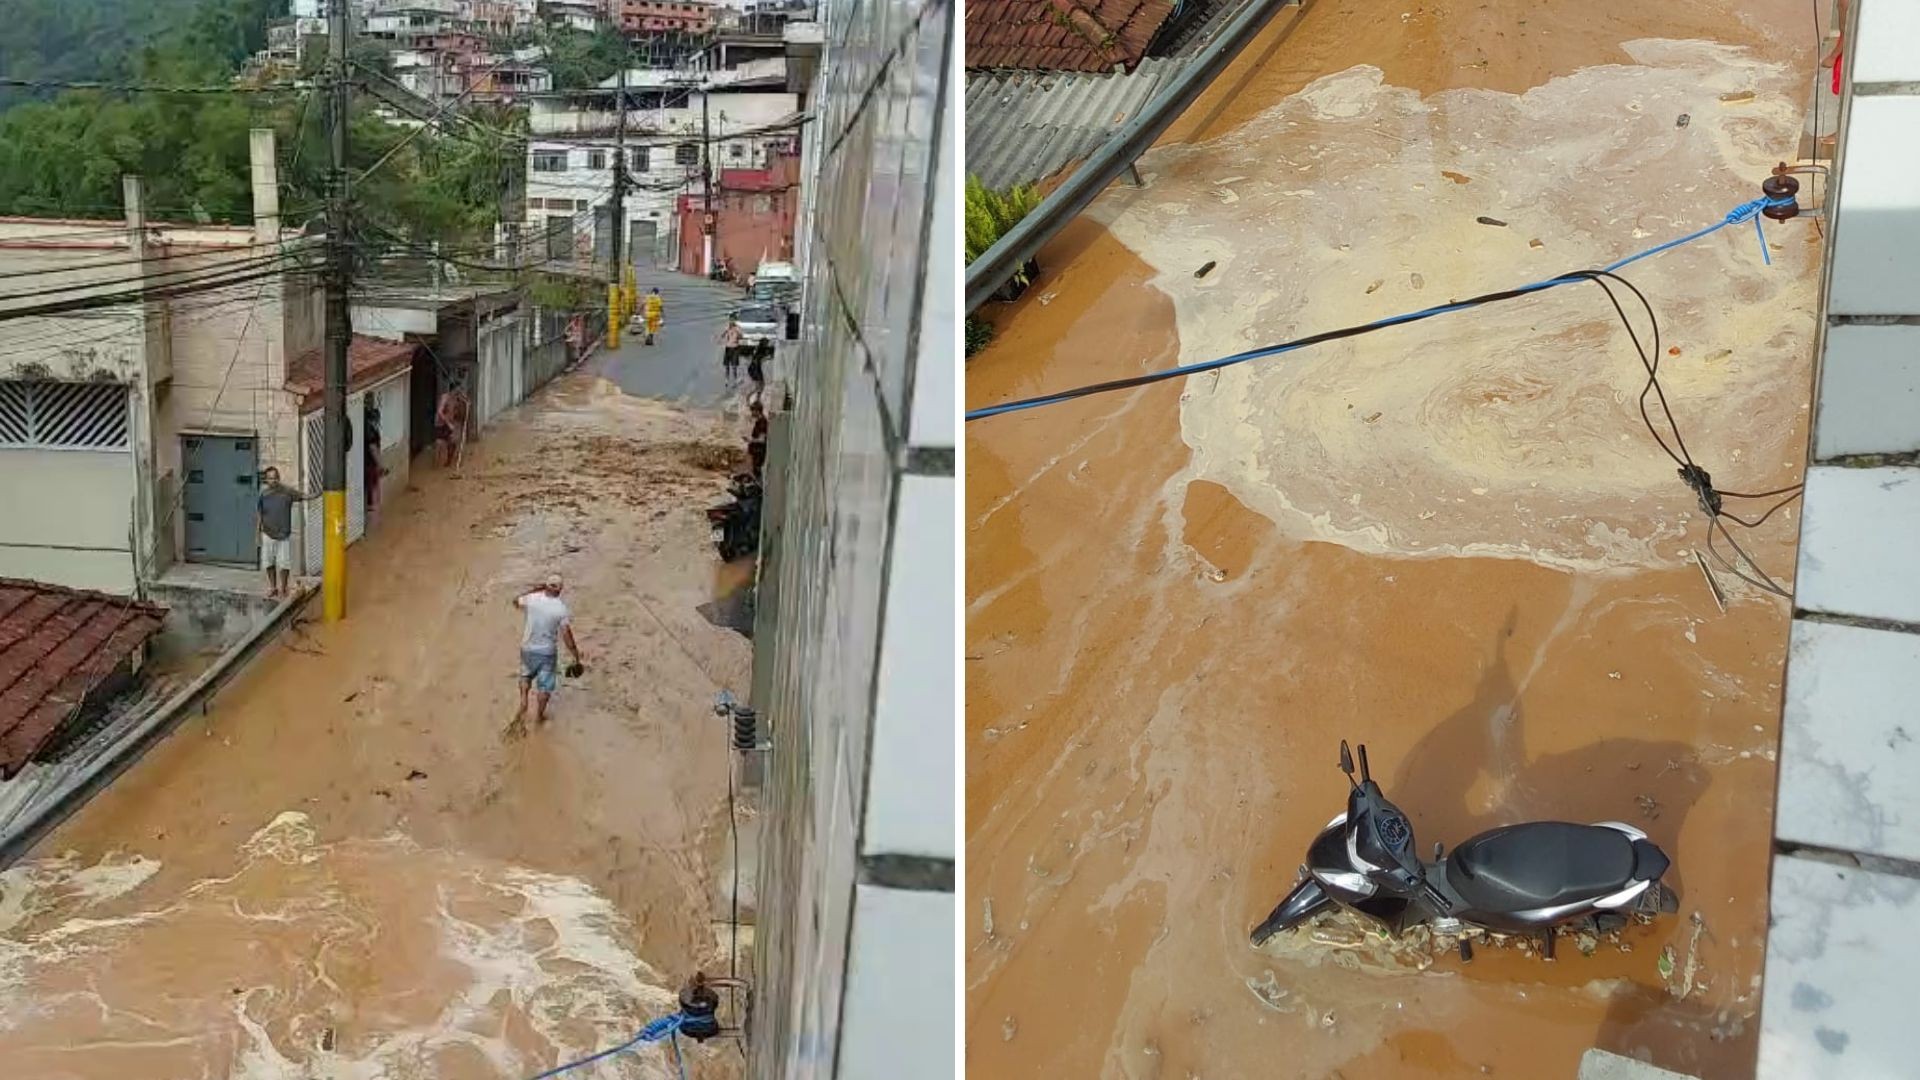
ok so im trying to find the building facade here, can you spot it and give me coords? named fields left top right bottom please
left=746, top=0, right=956, bottom=1076
left=525, top=79, right=800, bottom=271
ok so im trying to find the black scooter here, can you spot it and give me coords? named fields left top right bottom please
left=706, top=473, right=761, bottom=562
left=1250, top=741, right=1678, bottom=961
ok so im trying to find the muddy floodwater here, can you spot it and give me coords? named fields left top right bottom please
left=0, top=375, right=751, bottom=1079
left=965, top=0, right=1818, bottom=1076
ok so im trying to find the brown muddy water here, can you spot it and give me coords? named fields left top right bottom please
left=0, top=375, right=752, bottom=1079
left=966, top=0, right=1818, bottom=1077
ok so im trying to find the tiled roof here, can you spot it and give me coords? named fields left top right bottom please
left=285, top=335, right=420, bottom=411
left=966, top=0, right=1176, bottom=73
left=0, top=579, right=166, bottom=778
left=966, top=59, right=1188, bottom=190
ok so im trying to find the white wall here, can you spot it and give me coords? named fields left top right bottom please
left=747, top=1, right=954, bottom=1077
left=0, top=448, right=137, bottom=593
left=1761, top=3, right=1920, bottom=1077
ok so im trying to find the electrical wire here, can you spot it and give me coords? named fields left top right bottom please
left=0, top=75, right=298, bottom=95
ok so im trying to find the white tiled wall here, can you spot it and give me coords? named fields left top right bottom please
left=1763, top=9, right=1920, bottom=1077
left=1852, top=0, right=1920, bottom=83
left=1824, top=95, right=1920, bottom=316
left=838, top=885, right=956, bottom=1079
left=749, top=1, right=956, bottom=1077
left=1794, top=466, right=1920, bottom=623
left=1812, top=324, right=1920, bottom=457
left=867, top=473, right=956, bottom=859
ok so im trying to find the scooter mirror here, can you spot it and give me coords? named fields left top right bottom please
left=1338, top=741, right=1354, bottom=776
left=1357, top=744, right=1372, bottom=783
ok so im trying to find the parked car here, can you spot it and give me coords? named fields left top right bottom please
left=735, top=303, right=782, bottom=344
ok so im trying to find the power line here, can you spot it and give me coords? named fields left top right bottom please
left=0, top=75, right=301, bottom=96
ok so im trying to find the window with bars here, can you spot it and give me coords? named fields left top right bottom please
left=631, top=146, right=650, bottom=173
left=0, top=380, right=131, bottom=451
left=675, top=142, right=700, bottom=166
left=588, top=149, right=608, bottom=170
left=532, top=151, right=569, bottom=172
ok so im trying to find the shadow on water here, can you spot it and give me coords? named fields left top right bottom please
left=1388, top=609, right=1709, bottom=899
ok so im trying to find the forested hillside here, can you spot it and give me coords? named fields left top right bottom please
left=0, top=0, right=511, bottom=245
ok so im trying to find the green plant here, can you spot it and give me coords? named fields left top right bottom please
left=965, top=315, right=994, bottom=357
left=964, top=175, right=1043, bottom=290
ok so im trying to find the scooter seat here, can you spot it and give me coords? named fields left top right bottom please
left=1446, top=822, right=1637, bottom=913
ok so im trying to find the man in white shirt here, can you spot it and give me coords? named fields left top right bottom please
left=511, top=573, right=583, bottom=730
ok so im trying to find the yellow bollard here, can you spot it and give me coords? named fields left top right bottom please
left=322, top=489, right=347, bottom=621
left=607, top=284, right=621, bottom=349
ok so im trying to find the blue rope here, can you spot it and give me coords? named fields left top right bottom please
left=965, top=194, right=1794, bottom=422
left=526, top=1012, right=687, bottom=1080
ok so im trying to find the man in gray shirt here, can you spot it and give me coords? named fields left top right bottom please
left=256, top=466, right=316, bottom=599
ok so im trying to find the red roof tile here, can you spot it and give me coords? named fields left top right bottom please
left=284, top=336, right=420, bottom=412
left=965, top=0, right=1175, bottom=73
left=0, top=579, right=166, bottom=778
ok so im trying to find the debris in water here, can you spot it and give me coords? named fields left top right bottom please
left=1676, top=113, right=1690, bottom=128
left=1363, top=412, right=1382, bottom=424
left=406, top=768, right=428, bottom=781
left=1719, top=90, right=1756, bottom=104
left=1195, top=260, right=1218, bottom=278
left=1637, top=793, right=1661, bottom=820
left=1441, top=170, right=1472, bottom=184
left=1529, top=237, right=1544, bottom=249
left=1658, top=945, right=1676, bottom=981
left=1576, top=931, right=1600, bottom=957
left=1680, top=912, right=1709, bottom=1000
left=1365, top=279, right=1383, bottom=294
left=1002, top=1015, right=1017, bottom=1041
left=322, top=1027, right=336, bottom=1052
left=1476, top=216, right=1507, bottom=227
left=1410, top=272, right=1425, bottom=290
left=1668, top=346, right=1682, bottom=356
left=1247, top=970, right=1289, bottom=1010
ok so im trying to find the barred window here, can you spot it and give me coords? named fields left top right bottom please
left=0, top=380, right=130, bottom=450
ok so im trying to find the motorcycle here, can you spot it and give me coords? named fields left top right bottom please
left=1250, top=740, right=1678, bottom=961
left=706, top=473, right=762, bottom=562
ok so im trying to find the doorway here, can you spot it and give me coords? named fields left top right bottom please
left=181, top=434, right=258, bottom=565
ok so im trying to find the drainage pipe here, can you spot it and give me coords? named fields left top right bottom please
left=0, top=590, right=311, bottom=867
left=964, top=0, right=1295, bottom=313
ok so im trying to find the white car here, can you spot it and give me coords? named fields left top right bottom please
left=735, top=303, right=782, bottom=344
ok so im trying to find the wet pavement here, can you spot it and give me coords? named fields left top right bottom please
left=965, top=0, right=1816, bottom=1077
left=0, top=352, right=753, bottom=1076
left=594, top=270, right=756, bottom=408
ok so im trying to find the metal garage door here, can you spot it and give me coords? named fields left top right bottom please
left=299, top=394, right=366, bottom=575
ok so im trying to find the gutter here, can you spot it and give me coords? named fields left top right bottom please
left=0, top=589, right=311, bottom=868
left=963, top=0, right=1295, bottom=313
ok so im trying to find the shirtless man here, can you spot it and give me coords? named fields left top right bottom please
left=435, top=384, right=470, bottom=467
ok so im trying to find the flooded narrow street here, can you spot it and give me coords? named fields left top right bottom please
left=0, top=372, right=752, bottom=1078
left=965, top=0, right=1818, bottom=1076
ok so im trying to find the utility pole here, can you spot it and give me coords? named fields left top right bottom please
left=607, top=63, right=627, bottom=348
left=322, top=0, right=351, bottom=622
left=701, top=86, right=714, bottom=279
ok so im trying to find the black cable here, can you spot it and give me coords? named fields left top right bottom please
left=0, top=75, right=297, bottom=95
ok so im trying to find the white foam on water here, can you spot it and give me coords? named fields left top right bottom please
left=1098, top=40, right=1815, bottom=572
left=0, top=812, right=686, bottom=1079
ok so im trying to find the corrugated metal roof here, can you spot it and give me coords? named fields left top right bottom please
left=965, top=58, right=1187, bottom=191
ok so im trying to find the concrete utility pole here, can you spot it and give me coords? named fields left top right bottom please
left=607, top=64, right=627, bottom=348
left=701, top=86, right=714, bottom=278
left=322, top=0, right=351, bottom=621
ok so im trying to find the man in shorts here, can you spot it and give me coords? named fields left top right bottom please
left=435, top=384, right=469, bottom=467
left=717, top=316, right=744, bottom=382
left=511, top=572, right=583, bottom=730
left=256, top=466, right=316, bottom=599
